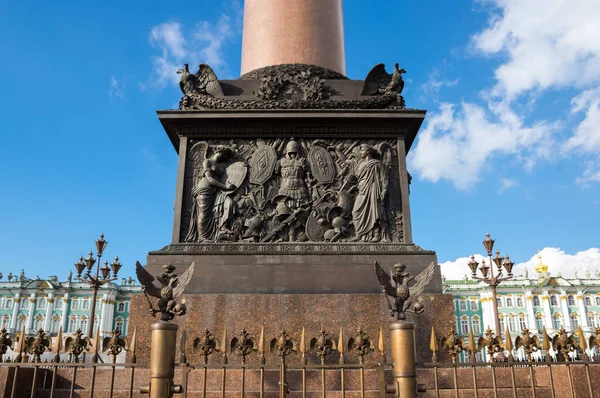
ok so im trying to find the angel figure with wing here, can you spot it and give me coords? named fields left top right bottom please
left=375, top=261, right=436, bottom=320
left=136, top=262, right=195, bottom=322
left=185, top=142, right=246, bottom=242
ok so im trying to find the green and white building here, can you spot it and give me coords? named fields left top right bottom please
left=0, top=271, right=140, bottom=338
left=445, top=255, right=600, bottom=360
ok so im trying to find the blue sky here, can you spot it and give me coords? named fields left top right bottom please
left=0, top=0, right=598, bottom=282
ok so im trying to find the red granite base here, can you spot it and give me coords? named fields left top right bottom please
left=127, top=293, right=455, bottom=365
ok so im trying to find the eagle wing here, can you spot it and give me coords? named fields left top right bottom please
left=515, top=336, right=523, bottom=349
left=361, top=64, right=392, bottom=95
left=172, top=262, right=195, bottom=299
left=409, top=262, right=436, bottom=298
left=374, top=261, right=395, bottom=297
left=135, top=261, right=161, bottom=298
left=477, top=336, right=486, bottom=352
left=196, top=64, right=224, bottom=97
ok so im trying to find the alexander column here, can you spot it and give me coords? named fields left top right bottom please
left=134, top=0, right=454, bottom=370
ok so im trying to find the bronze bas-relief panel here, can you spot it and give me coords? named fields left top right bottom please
left=180, top=138, right=405, bottom=245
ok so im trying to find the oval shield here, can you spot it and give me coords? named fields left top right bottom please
left=249, top=145, right=277, bottom=185
left=308, top=146, right=336, bottom=184
left=224, top=162, right=248, bottom=191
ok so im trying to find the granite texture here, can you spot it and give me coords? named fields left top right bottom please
left=127, top=293, right=454, bottom=365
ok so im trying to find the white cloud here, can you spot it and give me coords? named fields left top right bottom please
left=411, top=0, right=600, bottom=188
left=441, top=247, right=600, bottom=280
left=409, top=101, right=555, bottom=189
left=109, top=76, right=124, bottom=99
left=419, top=71, right=459, bottom=102
left=145, top=4, right=241, bottom=89
left=499, top=177, right=518, bottom=192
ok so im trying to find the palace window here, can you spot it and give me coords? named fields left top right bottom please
left=38, top=298, right=47, bottom=309
left=20, top=299, right=28, bottom=309
left=588, top=313, right=595, bottom=327
left=51, top=316, right=61, bottom=334
left=570, top=313, right=579, bottom=329
left=499, top=317, right=505, bottom=332
left=460, top=317, right=469, bottom=334
left=550, top=296, right=559, bottom=307
left=519, top=316, right=527, bottom=330
left=596, top=297, right=600, bottom=306
left=458, top=300, right=467, bottom=311
left=5, top=299, right=13, bottom=310
left=1, top=315, right=10, bottom=329
left=0, top=299, right=3, bottom=309
left=80, top=316, right=88, bottom=332
left=533, top=296, right=541, bottom=307
left=82, top=300, right=90, bottom=310
left=496, top=298, right=503, bottom=308
left=17, top=315, right=26, bottom=331
left=54, top=299, right=63, bottom=310
left=506, top=298, right=514, bottom=307
left=585, top=297, right=592, bottom=306
left=115, top=317, right=124, bottom=333
left=117, top=302, right=125, bottom=313
left=508, top=316, right=517, bottom=332
left=567, top=295, right=576, bottom=306
left=517, top=298, right=524, bottom=308
left=68, top=316, right=77, bottom=332
left=34, top=315, right=44, bottom=331
left=535, top=314, right=544, bottom=331
left=552, top=314, right=562, bottom=329
left=93, top=315, right=99, bottom=334
left=470, top=300, right=478, bottom=311
left=472, top=316, right=481, bottom=335
left=72, top=299, right=79, bottom=310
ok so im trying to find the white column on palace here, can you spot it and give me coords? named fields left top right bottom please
left=241, top=0, right=346, bottom=75
left=524, top=293, right=537, bottom=333
left=541, top=291, right=553, bottom=330
left=61, top=294, right=70, bottom=331
left=27, top=293, right=37, bottom=332
left=10, top=294, right=20, bottom=331
left=560, top=291, right=572, bottom=330
left=577, top=291, right=589, bottom=328
left=44, top=294, right=54, bottom=331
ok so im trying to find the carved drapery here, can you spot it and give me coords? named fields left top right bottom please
left=180, top=138, right=405, bottom=244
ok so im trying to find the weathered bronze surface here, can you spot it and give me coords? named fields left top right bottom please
left=178, top=63, right=405, bottom=111
left=136, top=262, right=195, bottom=321
left=375, top=261, right=436, bottom=320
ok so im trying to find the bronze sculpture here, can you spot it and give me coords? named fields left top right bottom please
left=136, top=262, right=195, bottom=321
left=515, top=328, right=541, bottom=362
left=440, top=328, right=467, bottom=363
left=375, top=261, right=436, bottom=320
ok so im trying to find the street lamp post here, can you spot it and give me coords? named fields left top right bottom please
left=74, top=234, right=122, bottom=338
left=467, top=233, right=514, bottom=337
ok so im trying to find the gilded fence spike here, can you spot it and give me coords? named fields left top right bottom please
left=300, top=327, right=307, bottom=365
left=129, top=327, right=137, bottom=363
left=542, top=326, right=551, bottom=361
left=378, top=325, right=386, bottom=363
left=505, top=327, right=514, bottom=362
left=15, top=326, right=25, bottom=363
left=221, top=326, right=228, bottom=364
left=92, top=329, right=101, bottom=363
left=180, top=328, right=188, bottom=364
left=429, top=326, right=438, bottom=363
left=258, top=326, right=265, bottom=364
left=468, top=327, right=476, bottom=362
left=578, top=326, right=588, bottom=360
left=53, top=326, right=63, bottom=363
left=338, top=328, right=345, bottom=364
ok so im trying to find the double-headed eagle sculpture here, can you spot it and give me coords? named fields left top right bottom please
left=375, top=261, right=436, bottom=320
left=136, top=262, right=195, bottom=321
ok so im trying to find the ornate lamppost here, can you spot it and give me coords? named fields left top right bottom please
left=467, top=233, right=514, bottom=337
left=74, top=234, right=122, bottom=338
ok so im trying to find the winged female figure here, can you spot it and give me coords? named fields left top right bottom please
left=136, top=262, right=195, bottom=321
left=374, top=261, right=436, bottom=320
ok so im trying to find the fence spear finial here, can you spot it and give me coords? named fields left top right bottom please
left=429, top=326, right=438, bottom=363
